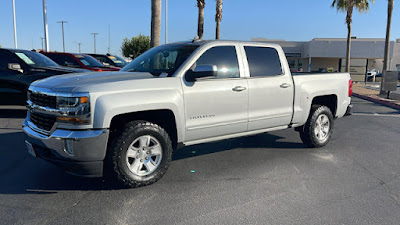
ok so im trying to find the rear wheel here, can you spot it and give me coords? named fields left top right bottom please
left=106, top=121, right=173, bottom=188
left=299, top=105, right=333, bottom=148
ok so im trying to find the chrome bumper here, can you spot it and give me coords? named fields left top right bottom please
left=23, top=119, right=109, bottom=177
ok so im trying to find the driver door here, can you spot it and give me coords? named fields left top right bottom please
left=182, top=45, right=248, bottom=142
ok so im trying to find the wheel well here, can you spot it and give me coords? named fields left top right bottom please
left=109, top=109, right=178, bottom=149
left=311, top=95, right=337, bottom=116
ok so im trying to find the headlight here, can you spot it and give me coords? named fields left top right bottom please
left=56, top=94, right=91, bottom=124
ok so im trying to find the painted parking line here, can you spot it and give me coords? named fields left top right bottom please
left=353, top=113, right=400, bottom=117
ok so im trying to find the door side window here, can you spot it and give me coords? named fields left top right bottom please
left=244, top=46, right=282, bottom=77
left=194, top=46, right=239, bottom=79
left=0, top=52, right=19, bottom=71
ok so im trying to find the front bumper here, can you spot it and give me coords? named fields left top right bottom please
left=344, top=104, right=353, bottom=116
left=23, top=119, right=109, bottom=177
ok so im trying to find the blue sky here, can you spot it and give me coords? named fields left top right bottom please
left=0, top=0, right=399, bottom=56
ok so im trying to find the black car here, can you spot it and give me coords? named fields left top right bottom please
left=87, top=53, right=128, bottom=68
left=0, top=48, right=89, bottom=105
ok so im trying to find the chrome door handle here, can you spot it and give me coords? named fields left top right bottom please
left=280, top=83, right=291, bottom=88
left=232, top=86, right=247, bottom=92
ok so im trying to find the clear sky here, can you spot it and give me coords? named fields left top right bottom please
left=0, top=0, right=399, bottom=56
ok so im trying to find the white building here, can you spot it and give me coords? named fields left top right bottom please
left=252, top=38, right=400, bottom=81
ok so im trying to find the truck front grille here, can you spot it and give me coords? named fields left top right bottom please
left=30, top=112, right=56, bottom=131
left=29, top=91, right=57, bottom=108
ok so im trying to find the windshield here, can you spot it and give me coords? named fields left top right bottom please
left=108, top=55, right=128, bottom=67
left=75, top=54, right=104, bottom=67
left=12, top=50, right=59, bottom=67
left=121, top=44, right=199, bottom=76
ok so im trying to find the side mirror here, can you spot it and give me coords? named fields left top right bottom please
left=8, top=63, right=23, bottom=73
left=185, top=65, right=218, bottom=82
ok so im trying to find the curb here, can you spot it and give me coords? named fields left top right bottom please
left=352, top=93, right=400, bottom=110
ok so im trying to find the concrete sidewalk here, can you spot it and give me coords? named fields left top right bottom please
left=352, top=82, right=400, bottom=110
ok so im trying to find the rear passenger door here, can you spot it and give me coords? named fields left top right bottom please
left=242, top=45, right=294, bottom=131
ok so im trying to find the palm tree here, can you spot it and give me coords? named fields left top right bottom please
left=197, top=0, right=206, bottom=39
left=331, top=0, right=374, bottom=72
left=151, top=0, right=161, bottom=47
left=380, top=0, right=394, bottom=94
left=215, top=0, right=223, bottom=39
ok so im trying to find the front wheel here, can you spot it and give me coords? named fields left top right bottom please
left=299, top=105, right=334, bottom=148
left=106, top=121, right=173, bottom=188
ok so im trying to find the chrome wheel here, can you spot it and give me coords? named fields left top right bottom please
left=314, top=114, right=330, bottom=141
left=126, top=135, right=163, bottom=176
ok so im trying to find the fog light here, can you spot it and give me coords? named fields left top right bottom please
left=63, top=139, right=74, bottom=156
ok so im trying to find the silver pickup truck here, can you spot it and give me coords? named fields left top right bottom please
left=23, top=40, right=353, bottom=187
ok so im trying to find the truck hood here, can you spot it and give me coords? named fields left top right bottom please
left=31, top=71, right=156, bottom=92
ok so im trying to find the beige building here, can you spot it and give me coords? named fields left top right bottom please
left=252, top=38, right=400, bottom=81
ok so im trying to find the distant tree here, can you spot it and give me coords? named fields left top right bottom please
left=121, top=34, right=151, bottom=59
left=151, top=0, right=162, bottom=47
left=331, top=0, right=374, bottom=72
left=197, top=0, right=205, bottom=39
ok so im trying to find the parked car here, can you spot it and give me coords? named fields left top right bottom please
left=367, top=72, right=400, bottom=82
left=0, top=48, right=89, bottom=105
left=23, top=40, right=352, bottom=187
left=41, top=52, right=121, bottom=71
left=87, top=53, right=128, bottom=68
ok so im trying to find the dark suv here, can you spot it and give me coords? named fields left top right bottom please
left=41, top=52, right=121, bottom=71
left=87, top=53, right=128, bottom=68
left=0, top=48, right=89, bottom=105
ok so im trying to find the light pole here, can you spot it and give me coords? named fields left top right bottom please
left=41, top=37, right=44, bottom=50
left=12, top=0, right=17, bottom=48
left=42, top=0, right=49, bottom=51
left=78, top=42, right=82, bottom=53
left=57, top=20, right=68, bottom=52
left=91, top=33, right=98, bottom=53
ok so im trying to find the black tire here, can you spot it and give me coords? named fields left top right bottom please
left=106, top=121, right=173, bottom=188
left=299, top=105, right=334, bottom=148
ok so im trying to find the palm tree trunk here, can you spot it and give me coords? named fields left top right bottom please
left=383, top=0, right=393, bottom=72
left=215, top=0, right=222, bottom=40
left=151, top=0, right=161, bottom=48
left=345, top=22, right=352, bottom=73
left=197, top=0, right=205, bottom=39
left=381, top=0, right=394, bottom=94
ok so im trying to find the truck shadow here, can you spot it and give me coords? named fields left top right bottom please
left=0, top=108, right=27, bottom=119
left=0, top=131, right=305, bottom=194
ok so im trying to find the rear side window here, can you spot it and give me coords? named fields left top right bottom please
left=195, top=46, right=239, bottom=79
left=244, top=46, right=282, bottom=77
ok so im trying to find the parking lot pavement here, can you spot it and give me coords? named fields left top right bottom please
left=0, top=98, right=399, bottom=225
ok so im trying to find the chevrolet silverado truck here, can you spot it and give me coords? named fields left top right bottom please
left=23, top=40, right=353, bottom=187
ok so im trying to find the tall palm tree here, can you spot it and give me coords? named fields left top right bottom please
left=197, top=0, right=206, bottom=39
left=215, top=0, right=223, bottom=39
left=331, top=0, right=374, bottom=72
left=381, top=0, right=394, bottom=94
left=383, top=0, right=394, bottom=72
left=151, top=0, right=161, bottom=47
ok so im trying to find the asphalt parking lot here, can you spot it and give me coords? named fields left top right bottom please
left=0, top=97, right=399, bottom=225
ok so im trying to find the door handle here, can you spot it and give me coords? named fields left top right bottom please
left=232, top=86, right=247, bottom=92
left=280, top=83, right=291, bottom=88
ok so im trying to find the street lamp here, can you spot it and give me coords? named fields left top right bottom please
left=42, top=0, right=49, bottom=51
left=78, top=42, right=82, bottom=53
left=91, top=33, right=98, bottom=53
left=57, top=20, right=68, bottom=52
left=12, top=0, right=17, bottom=48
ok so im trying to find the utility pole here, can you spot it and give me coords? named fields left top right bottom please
left=42, top=0, right=49, bottom=51
left=91, top=33, right=98, bottom=53
left=41, top=37, right=44, bottom=50
left=12, top=0, right=17, bottom=48
left=165, top=0, right=168, bottom=44
left=108, top=24, right=111, bottom=54
left=57, top=20, right=68, bottom=52
left=78, top=42, right=82, bottom=53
